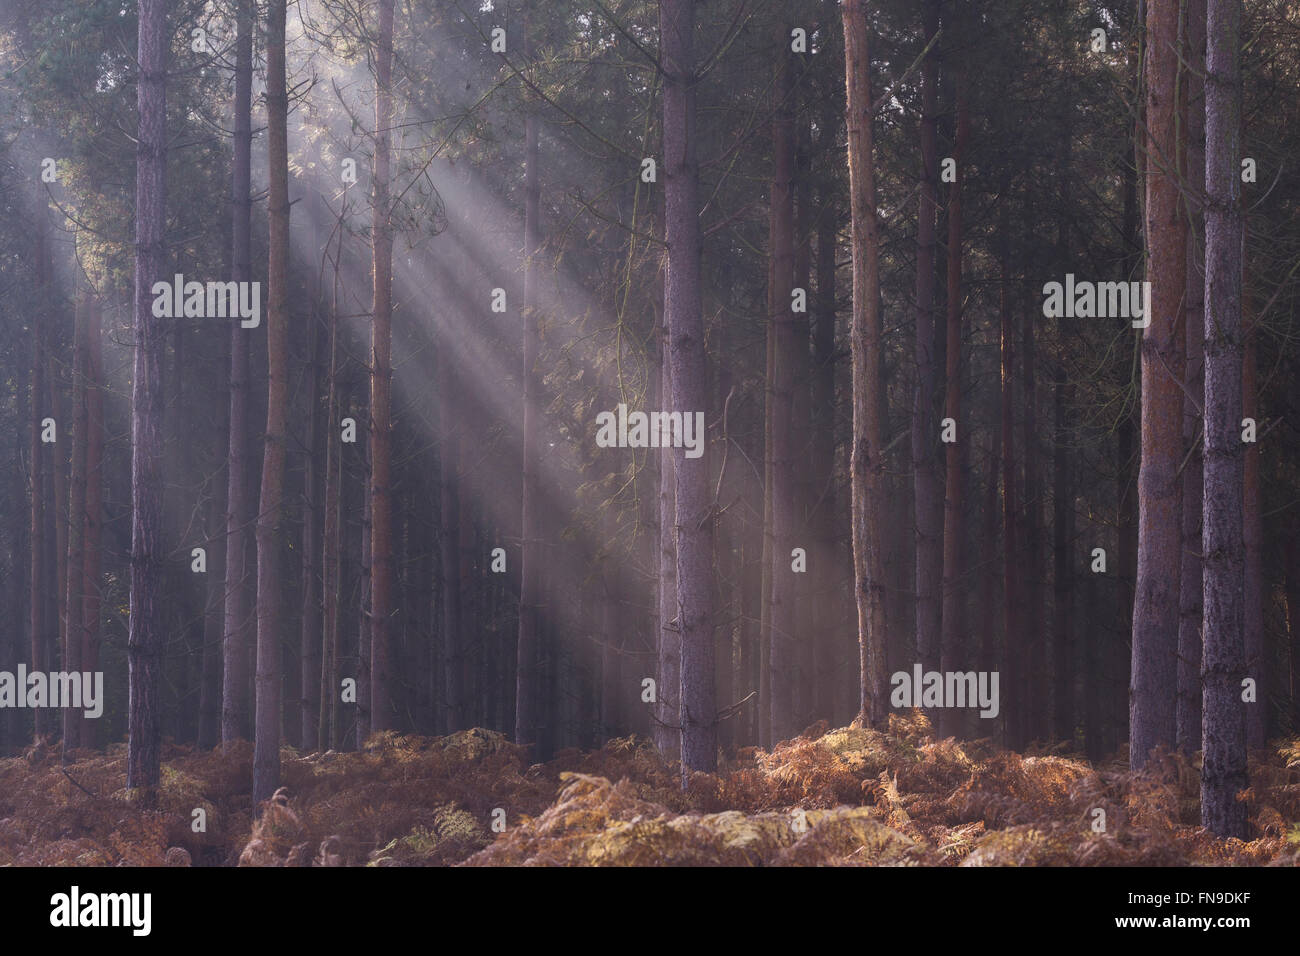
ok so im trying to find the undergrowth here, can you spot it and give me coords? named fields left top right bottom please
left=0, top=713, right=1295, bottom=866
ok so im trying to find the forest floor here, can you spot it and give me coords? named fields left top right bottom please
left=2, top=713, right=1298, bottom=866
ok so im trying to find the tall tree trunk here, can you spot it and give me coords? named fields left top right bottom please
left=515, top=2, right=543, bottom=754
left=656, top=307, right=680, bottom=761
left=439, top=347, right=462, bottom=734
left=1131, top=0, right=1186, bottom=770
left=300, top=311, right=322, bottom=751
left=127, top=0, right=168, bottom=792
left=999, top=202, right=1021, bottom=750
left=369, top=0, right=395, bottom=732
left=1242, top=329, right=1264, bottom=749
left=912, top=0, right=942, bottom=695
left=661, top=0, right=715, bottom=775
left=63, top=292, right=88, bottom=749
left=939, top=78, right=968, bottom=739
left=1200, top=0, right=1247, bottom=838
left=1177, top=0, right=1207, bottom=755
left=223, top=0, right=254, bottom=748
left=253, top=0, right=289, bottom=805
left=80, top=297, right=104, bottom=751
left=29, top=221, right=48, bottom=743
left=842, top=0, right=888, bottom=728
left=768, top=27, right=797, bottom=745
left=322, top=221, right=344, bottom=749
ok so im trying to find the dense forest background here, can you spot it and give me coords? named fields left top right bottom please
left=0, top=0, right=1297, bottom=865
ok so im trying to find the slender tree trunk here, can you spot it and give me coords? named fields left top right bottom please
left=223, top=0, right=254, bottom=748
left=515, top=1, right=543, bottom=754
left=300, top=312, right=322, bottom=751
left=842, top=0, right=888, bottom=728
left=62, top=292, right=88, bottom=749
left=999, top=204, right=1021, bottom=750
left=1177, top=0, right=1207, bottom=755
left=29, top=223, right=47, bottom=743
left=768, top=28, right=797, bottom=745
left=127, top=0, right=168, bottom=792
left=939, top=78, right=968, bottom=739
left=80, top=297, right=104, bottom=751
left=1131, top=0, right=1186, bottom=770
left=1201, top=0, right=1247, bottom=838
left=1285, top=530, right=1300, bottom=732
left=253, top=0, right=289, bottom=804
left=912, top=0, right=942, bottom=695
left=369, top=0, right=395, bottom=732
left=322, top=222, right=343, bottom=750
left=439, top=347, right=462, bottom=734
left=661, top=0, right=715, bottom=775
left=1242, top=330, right=1264, bottom=749
left=656, top=307, right=680, bottom=761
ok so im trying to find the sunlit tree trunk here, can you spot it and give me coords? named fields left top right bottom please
left=253, top=0, right=289, bottom=804
left=80, top=297, right=104, bottom=751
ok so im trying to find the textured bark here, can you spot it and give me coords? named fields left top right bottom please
left=657, top=311, right=680, bottom=760
left=1131, top=0, right=1185, bottom=770
left=1242, top=332, right=1264, bottom=749
left=439, top=348, right=463, bottom=733
left=63, top=293, right=88, bottom=748
left=321, top=235, right=343, bottom=750
left=768, top=32, right=797, bottom=744
left=300, top=313, right=322, bottom=752
left=29, top=224, right=47, bottom=743
left=223, top=0, right=254, bottom=748
left=938, top=78, right=968, bottom=738
left=999, top=206, right=1021, bottom=750
left=1177, top=0, right=1207, bottom=755
left=912, top=0, right=942, bottom=690
left=515, top=2, right=542, bottom=754
left=1022, top=277, right=1043, bottom=740
left=369, top=0, right=395, bottom=732
left=842, top=0, right=888, bottom=728
left=127, top=0, right=168, bottom=792
left=253, top=0, right=289, bottom=805
left=1201, top=0, right=1247, bottom=838
left=1286, top=531, right=1300, bottom=732
left=1051, top=375, right=1074, bottom=742
left=80, top=298, right=104, bottom=750
left=661, top=0, right=716, bottom=775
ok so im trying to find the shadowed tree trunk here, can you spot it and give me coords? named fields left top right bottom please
left=1201, top=0, right=1247, bottom=838
left=1177, top=0, right=1207, bottom=755
left=223, top=0, right=254, bottom=749
left=661, top=0, right=716, bottom=775
left=63, top=291, right=88, bottom=749
left=1242, top=329, right=1263, bottom=749
left=912, top=0, right=942, bottom=694
left=29, top=221, right=48, bottom=744
left=80, top=297, right=104, bottom=751
left=768, top=25, right=797, bottom=745
left=369, top=0, right=395, bottom=733
left=842, top=0, right=888, bottom=728
left=253, top=0, right=289, bottom=805
left=127, top=0, right=168, bottom=792
left=516, top=0, right=543, bottom=755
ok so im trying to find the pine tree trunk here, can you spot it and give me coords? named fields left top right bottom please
left=1200, top=0, right=1248, bottom=838
left=661, top=0, right=716, bottom=775
left=253, top=0, right=289, bottom=805
left=300, top=310, right=322, bottom=751
left=63, top=292, right=88, bottom=749
left=369, top=0, right=395, bottom=732
left=656, top=308, right=680, bottom=760
left=842, top=0, right=888, bottom=728
left=768, top=29, right=797, bottom=745
left=223, top=0, right=254, bottom=748
left=80, top=297, right=104, bottom=750
left=939, top=78, right=968, bottom=739
left=29, top=224, right=47, bottom=744
left=999, top=204, right=1021, bottom=750
left=127, top=0, right=168, bottom=792
left=1242, top=331, right=1264, bottom=749
left=1177, top=0, right=1207, bottom=755
left=912, top=0, right=942, bottom=695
